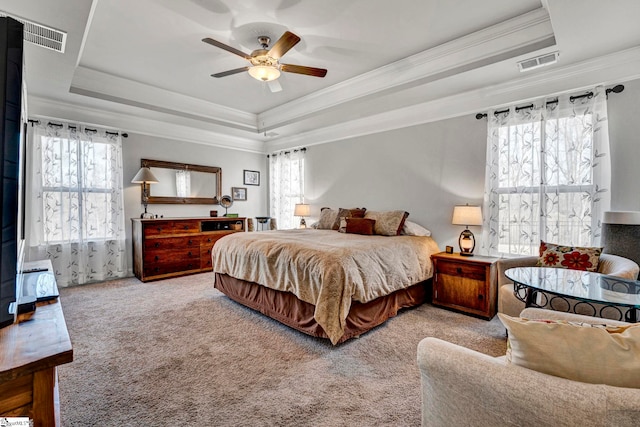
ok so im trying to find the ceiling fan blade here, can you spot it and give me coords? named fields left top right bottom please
left=280, top=64, right=327, bottom=78
left=211, top=67, right=249, bottom=78
left=202, top=37, right=251, bottom=60
left=268, top=31, right=301, bottom=59
left=267, top=80, right=282, bottom=93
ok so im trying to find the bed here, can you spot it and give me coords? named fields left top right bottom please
left=212, top=224, right=440, bottom=344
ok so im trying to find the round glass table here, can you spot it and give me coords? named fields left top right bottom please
left=505, top=267, right=640, bottom=322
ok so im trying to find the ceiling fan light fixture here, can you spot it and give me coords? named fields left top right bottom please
left=248, top=65, right=281, bottom=82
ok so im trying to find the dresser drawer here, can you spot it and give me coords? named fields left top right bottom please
left=436, top=260, right=486, bottom=281
left=200, top=245, right=213, bottom=269
left=144, top=258, right=200, bottom=277
left=144, top=236, right=200, bottom=251
left=143, top=220, right=200, bottom=236
left=143, top=246, right=199, bottom=264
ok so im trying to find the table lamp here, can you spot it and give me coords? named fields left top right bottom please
left=131, top=167, right=159, bottom=218
left=294, top=203, right=311, bottom=228
left=452, top=205, right=482, bottom=256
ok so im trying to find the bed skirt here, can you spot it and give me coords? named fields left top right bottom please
left=214, top=273, right=431, bottom=344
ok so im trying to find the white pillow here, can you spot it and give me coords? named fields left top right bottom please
left=401, top=220, right=431, bottom=237
left=499, top=313, right=640, bottom=388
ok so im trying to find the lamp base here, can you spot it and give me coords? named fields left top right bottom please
left=458, top=229, right=476, bottom=256
left=141, top=212, right=154, bottom=219
left=299, top=218, right=307, bottom=229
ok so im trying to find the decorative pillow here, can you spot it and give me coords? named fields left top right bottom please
left=337, top=217, right=347, bottom=233
left=499, top=313, right=640, bottom=388
left=536, top=240, right=602, bottom=272
left=317, top=208, right=338, bottom=230
left=345, top=218, right=376, bottom=235
left=332, top=207, right=366, bottom=230
left=363, top=210, right=409, bottom=236
left=401, top=220, right=431, bottom=237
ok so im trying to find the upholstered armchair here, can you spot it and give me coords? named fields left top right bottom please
left=417, top=308, right=640, bottom=427
left=497, top=253, right=640, bottom=318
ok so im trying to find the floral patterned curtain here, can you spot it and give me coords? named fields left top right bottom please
left=269, top=148, right=305, bottom=230
left=482, top=86, right=611, bottom=256
left=26, top=122, right=127, bottom=286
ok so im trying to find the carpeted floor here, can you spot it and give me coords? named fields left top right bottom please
left=57, top=273, right=507, bottom=426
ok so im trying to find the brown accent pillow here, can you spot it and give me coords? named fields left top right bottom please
left=364, top=210, right=409, bottom=236
left=332, top=207, right=367, bottom=230
left=345, top=218, right=376, bottom=235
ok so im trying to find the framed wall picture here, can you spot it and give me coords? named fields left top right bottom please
left=243, top=170, right=260, bottom=186
left=232, top=187, right=247, bottom=201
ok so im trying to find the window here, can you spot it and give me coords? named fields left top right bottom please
left=269, top=148, right=305, bottom=230
left=41, top=136, right=120, bottom=242
left=27, top=122, right=127, bottom=286
left=483, top=87, right=611, bottom=256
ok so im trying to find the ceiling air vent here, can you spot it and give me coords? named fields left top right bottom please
left=518, top=51, right=559, bottom=72
left=0, top=12, right=67, bottom=53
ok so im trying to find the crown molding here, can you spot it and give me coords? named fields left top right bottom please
left=70, top=66, right=259, bottom=132
left=265, top=46, right=640, bottom=152
left=29, top=95, right=265, bottom=153
left=258, top=8, right=553, bottom=132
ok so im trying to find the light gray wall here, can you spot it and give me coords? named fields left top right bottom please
left=303, top=78, right=640, bottom=252
left=49, top=77, right=640, bottom=277
left=608, top=77, right=640, bottom=211
left=304, top=115, right=488, bottom=251
left=122, top=134, right=266, bottom=274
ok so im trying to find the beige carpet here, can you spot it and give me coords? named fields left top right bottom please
left=57, top=273, right=506, bottom=426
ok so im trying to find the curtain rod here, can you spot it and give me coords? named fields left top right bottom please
left=267, top=147, right=307, bottom=158
left=475, top=84, right=625, bottom=120
left=27, top=119, right=128, bottom=137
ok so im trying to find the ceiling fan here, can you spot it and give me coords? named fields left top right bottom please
left=202, top=31, right=327, bottom=86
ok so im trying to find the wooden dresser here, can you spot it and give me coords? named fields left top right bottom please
left=132, top=217, right=246, bottom=282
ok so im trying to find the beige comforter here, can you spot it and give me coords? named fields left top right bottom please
left=212, top=229, right=440, bottom=344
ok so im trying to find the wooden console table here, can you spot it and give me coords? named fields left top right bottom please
left=0, top=260, right=73, bottom=426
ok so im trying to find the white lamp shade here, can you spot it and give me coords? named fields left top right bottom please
left=294, top=203, right=311, bottom=217
left=248, top=65, right=281, bottom=82
left=452, top=205, right=482, bottom=226
left=131, top=167, right=159, bottom=184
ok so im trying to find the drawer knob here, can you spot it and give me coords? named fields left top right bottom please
left=188, top=251, right=193, bottom=257
left=188, top=239, right=193, bottom=245
left=154, top=256, right=159, bottom=261
left=157, top=227, right=162, bottom=232
left=184, top=225, right=189, bottom=229
left=478, top=294, right=484, bottom=300
left=456, top=267, right=462, bottom=274
left=154, top=242, right=160, bottom=248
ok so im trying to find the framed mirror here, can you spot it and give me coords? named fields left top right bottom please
left=141, top=159, right=222, bottom=204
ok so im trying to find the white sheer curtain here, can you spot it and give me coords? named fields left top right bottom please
left=482, top=86, right=611, bottom=256
left=269, top=148, right=305, bottom=230
left=26, top=121, right=127, bottom=286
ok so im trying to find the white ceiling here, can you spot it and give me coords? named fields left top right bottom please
left=3, top=0, right=640, bottom=153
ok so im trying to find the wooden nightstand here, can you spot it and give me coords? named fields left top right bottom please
left=431, top=252, right=499, bottom=319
